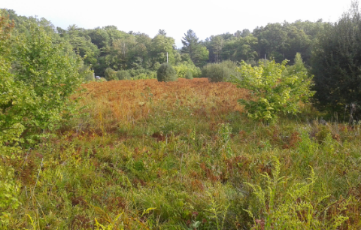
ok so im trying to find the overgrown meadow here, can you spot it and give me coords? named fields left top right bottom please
left=2, top=78, right=361, bottom=229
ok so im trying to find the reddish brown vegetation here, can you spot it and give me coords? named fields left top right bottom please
left=80, top=79, right=248, bottom=133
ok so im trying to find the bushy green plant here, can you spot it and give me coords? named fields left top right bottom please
left=157, top=63, right=177, bottom=82
left=173, top=63, right=201, bottom=78
left=104, top=67, right=118, bottom=80
left=0, top=15, right=84, bottom=148
left=133, top=72, right=156, bottom=80
left=232, top=54, right=314, bottom=122
left=202, top=60, right=239, bottom=82
left=116, top=70, right=131, bottom=80
left=185, top=71, right=193, bottom=79
left=0, top=14, right=26, bottom=155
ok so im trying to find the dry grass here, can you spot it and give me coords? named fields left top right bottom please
left=79, top=78, right=248, bottom=134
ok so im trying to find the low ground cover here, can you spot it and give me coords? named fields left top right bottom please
left=1, top=78, right=361, bottom=229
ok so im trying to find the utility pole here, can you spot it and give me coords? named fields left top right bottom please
left=167, top=52, right=168, bottom=63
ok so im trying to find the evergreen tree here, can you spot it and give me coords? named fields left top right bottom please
left=181, top=29, right=199, bottom=62
left=312, top=1, right=361, bottom=111
left=181, top=29, right=209, bottom=67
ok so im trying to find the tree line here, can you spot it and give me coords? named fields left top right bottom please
left=3, top=9, right=326, bottom=76
left=3, top=1, right=361, bottom=114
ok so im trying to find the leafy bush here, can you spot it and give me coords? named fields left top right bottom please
left=157, top=63, right=177, bottom=82
left=116, top=70, right=131, bottom=80
left=232, top=54, right=314, bottom=122
left=0, top=14, right=84, bottom=148
left=173, top=63, right=201, bottom=78
left=202, top=60, right=239, bottom=82
left=133, top=72, right=156, bottom=80
left=185, top=71, right=193, bottom=79
left=104, top=67, right=118, bottom=80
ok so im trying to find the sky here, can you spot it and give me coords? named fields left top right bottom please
left=1, top=0, right=353, bottom=48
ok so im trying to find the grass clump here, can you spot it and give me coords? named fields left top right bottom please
left=245, top=156, right=350, bottom=229
left=157, top=63, right=177, bottom=82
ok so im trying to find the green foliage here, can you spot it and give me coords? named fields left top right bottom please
left=116, top=70, right=131, bottom=80
left=3, top=7, right=361, bottom=230
left=1, top=76, right=361, bottom=228
left=173, top=63, right=200, bottom=79
left=0, top=14, right=84, bottom=147
left=157, top=63, right=177, bottom=82
left=79, top=65, right=95, bottom=82
left=245, top=156, right=350, bottom=229
left=312, top=1, right=361, bottom=111
left=150, top=34, right=176, bottom=65
left=181, top=30, right=209, bottom=67
left=202, top=60, right=239, bottom=82
left=233, top=55, right=314, bottom=122
left=185, top=71, right=193, bottom=79
left=216, top=123, right=233, bottom=158
left=0, top=165, right=21, bottom=226
left=104, top=67, right=118, bottom=80
left=0, top=13, right=26, bottom=155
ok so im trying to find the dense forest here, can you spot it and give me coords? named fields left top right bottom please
left=4, top=9, right=326, bottom=78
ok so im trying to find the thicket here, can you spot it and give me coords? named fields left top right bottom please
left=104, top=67, right=117, bottom=80
left=0, top=12, right=86, bottom=150
left=202, top=60, right=239, bottom=82
left=116, top=70, right=131, bottom=80
left=185, top=71, right=193, bottom=79
left=312, top=1, right=361, bottom=113
left=173, top=63, right=201, bottom=78
left=232, top=54, right=314, bottom=123
left=157, top=63, right=177, bottom=82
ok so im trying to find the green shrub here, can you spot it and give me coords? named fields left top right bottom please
left=153, top=62, right=161, bottom=71
left=173, top=63, right=201, bottom=78
left=116, top=70, right=131, bottom=80
left=202, top=60, right=239, bottom=82
left=133, top=72, right=156, bottom=80
left=0, top=18, right=84, bottom=147
left=157, top=63, right=177, bottom=82
left=185, top=71, right=193, bottom=79
left=104, top=67, right=118, bottom=80
left=232, top=54, right=314, bottom=122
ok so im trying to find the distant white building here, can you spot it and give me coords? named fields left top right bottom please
left=95, top=76, right=101, bottom=80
